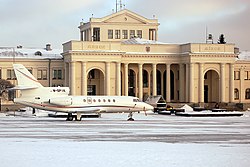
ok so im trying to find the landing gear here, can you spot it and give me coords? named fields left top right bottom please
left=75, top=113, right=82, bottom=121
left=66, top=113, right=74, bottom=121
left=127, top=112, right=134, bottom=121
left=66, top=113, right=82, bottom=121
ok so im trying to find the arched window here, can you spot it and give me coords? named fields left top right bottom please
left=245, top=88, right=250, bottom=99
left=234, top=88, right=239, bottom=100
left=35, top=51, right=42, bottom=56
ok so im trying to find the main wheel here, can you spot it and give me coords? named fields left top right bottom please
left=66, top=113, right=74, bottom=121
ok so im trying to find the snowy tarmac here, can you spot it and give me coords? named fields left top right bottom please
left=1, top=112, right=250, bottom=167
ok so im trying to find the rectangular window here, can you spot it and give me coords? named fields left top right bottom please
left=7, top=69, right=16, bottom=80
left=38, top=69, right=47, bottom=80
left=108, top=29, right=113, bottom=39
left=245, top=71, right=250, bottom=80
left=42, top=70, right=47, bottom=80
left=234, top=71, right=240, bottom=80
left=137, top=30, right=142, bottom=38
left=37, top=70, right=42, bottom=80
left=122, top=30, right=128, bottom=39
left=115, top=30, right=120, bottom=39
left=58, top=70, right=62, bottom=79
left=53, top=69, right=62, bottom=80
left=149, top=29, right=156, bottom=40
left=130, top=30, right=135, bottom=38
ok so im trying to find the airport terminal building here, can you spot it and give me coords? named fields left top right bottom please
left=1, top=9, right=250, bottom=107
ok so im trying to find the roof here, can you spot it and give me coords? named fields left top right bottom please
left=145, top=95, right=166, bottom=104
left=0, top=47, right=62, bottom=60
left=238, top=51, right=250, bottom=60
left=122, top=38, right=166, bottom=45
left=90, top=9, right=159, bottom=25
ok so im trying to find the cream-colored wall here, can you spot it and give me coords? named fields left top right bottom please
left=0, top=59, right=64, bottom=87
left=234, top=62, right=250, bottom=103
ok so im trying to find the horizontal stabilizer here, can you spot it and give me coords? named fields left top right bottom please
left=10, top=86, right=39, bottom=90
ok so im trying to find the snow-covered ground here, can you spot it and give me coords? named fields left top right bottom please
left=0, top=111, right=250, bottom=167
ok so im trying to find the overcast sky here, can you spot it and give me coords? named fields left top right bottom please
left=0, top=0, right=249, bottom=51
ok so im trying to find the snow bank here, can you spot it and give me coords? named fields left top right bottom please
left=180, top=104, right=193, bottom=112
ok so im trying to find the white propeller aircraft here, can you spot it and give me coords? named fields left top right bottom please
left=12, top=64, right=154, bottom=121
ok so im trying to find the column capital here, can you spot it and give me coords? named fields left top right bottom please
left=230, top=63, right=235, bottom=68
left=220, top=63, right=226, bottom=67
left=138, top=63, right=143, bottom=67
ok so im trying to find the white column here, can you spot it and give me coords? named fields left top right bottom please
left=189, top=63, right=194, bottom=102
left=240, top=67, right=244, bottom=102
left=179, top=64, right=185, bottom=102
left=229, top=64, right=234, bottom=103
left=116, top=62, right=121, bottom=96
left=199, top=63, right=204, bottom=103
left=69, top=61, right=76, bottom=95
left=138, top=63, right=143, bottom=100
left=124, top=63, right=129, bottom=96
left=152, top=63, right=157, bottom=96
left=185, top=64, right=189, bottom=102
left=105, top=62, right=111, bottom=96
left=166, top=64, right=171, bottom=102
left=220, top=63, right=225, bottom=102
left=64, top=63, right=68, bottom=87
left=81, top=62, right=87, bottom=96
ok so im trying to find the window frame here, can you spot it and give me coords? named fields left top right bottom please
left=115, top=30, right=120, bottom=39
left=234, top=88, right=239, bottom=100
left=130, top=30, right=135, bottom=39
left=137, top=30, right=142, bottom=38
left=246, top=88, right=250, bottom=99
left=234, top=71, right=240, bottom=80
left=122, top=30, right=128, bottom=39
left=108, top=29, right=113, bottom=39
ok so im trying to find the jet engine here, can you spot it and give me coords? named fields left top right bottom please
left=49, top=97, right=72, bottom=106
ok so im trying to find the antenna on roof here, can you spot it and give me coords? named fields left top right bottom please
left=120, top=0, right=122, bottom=10
left=116, top=0, right=124, bottom=12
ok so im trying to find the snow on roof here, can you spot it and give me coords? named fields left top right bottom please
left=238, top=51, right=250, bottom=60
left=122, top=38, right=166, bottom=45
left=0, top=47, right=62, bottom=59
left=145, top=95, right=166, bottom=104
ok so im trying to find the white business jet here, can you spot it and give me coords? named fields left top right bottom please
left=12, top=64, right=154, bottom=121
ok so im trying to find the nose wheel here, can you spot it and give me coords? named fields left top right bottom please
left=66, top=113, right=74, bottom=121
left=127, top=112, right=134, bottom=121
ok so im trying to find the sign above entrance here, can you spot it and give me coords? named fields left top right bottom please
left=87, top=44, right=106, bottom=50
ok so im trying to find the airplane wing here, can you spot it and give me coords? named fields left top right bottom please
left=69, top=107, right=102, bottom=113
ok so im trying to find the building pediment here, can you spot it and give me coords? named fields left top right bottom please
left=95, top=9, right=158, bottom=25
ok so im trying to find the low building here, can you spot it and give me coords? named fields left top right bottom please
left=0, top=44, right=64, bottom=106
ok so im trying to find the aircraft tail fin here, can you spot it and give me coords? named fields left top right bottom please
left=13, top=64, right=43, bottom=89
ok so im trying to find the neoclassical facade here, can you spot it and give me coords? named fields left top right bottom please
left=62, top=9, right=249, bottom=104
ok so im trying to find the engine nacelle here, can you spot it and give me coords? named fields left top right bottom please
left=49, top=97, right=72, bottom=106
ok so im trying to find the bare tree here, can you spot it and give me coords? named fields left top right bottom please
left=0, top=79, right=14, bottom=101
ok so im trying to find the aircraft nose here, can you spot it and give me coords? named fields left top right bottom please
left=145, top=104, right=154, bottom=111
